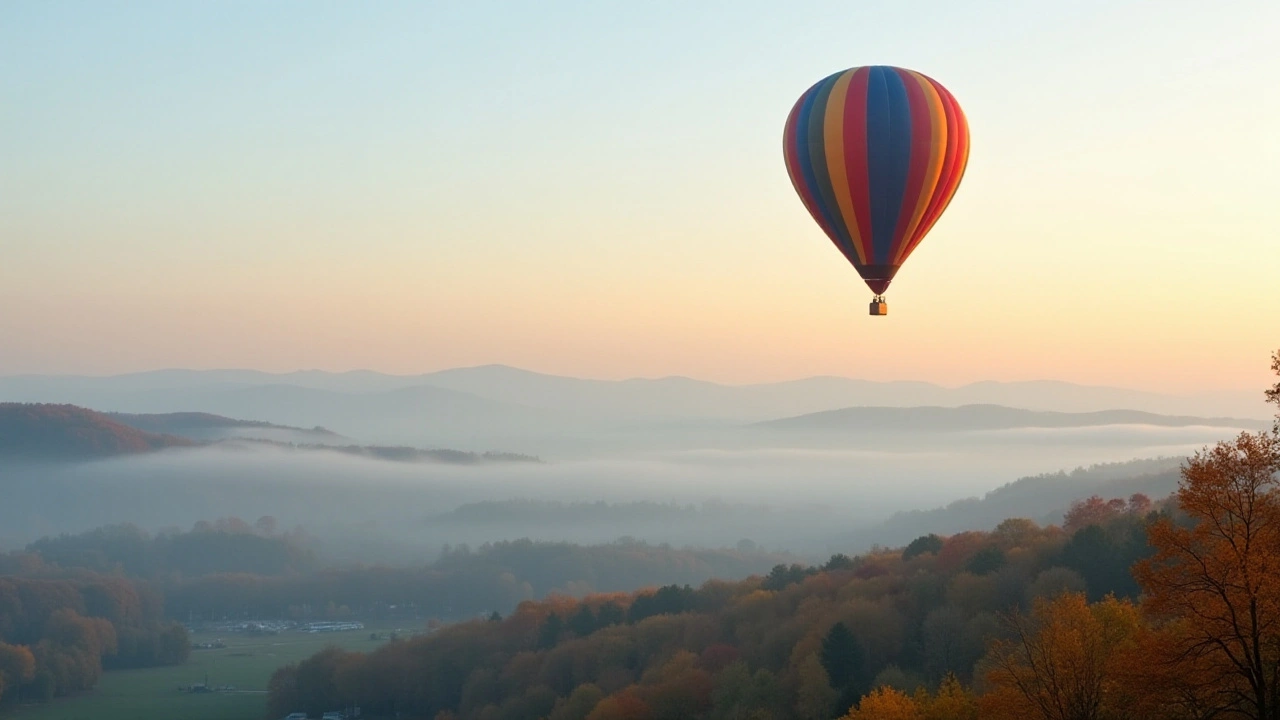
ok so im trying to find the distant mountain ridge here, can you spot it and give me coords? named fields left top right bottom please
left=755, top=404, right=1267, bottom=433
left=0, top=365, right=1268, bottom=421
left=0, top=366, right=1267, bottom=455
left=0, top=403, right=195, bottom=459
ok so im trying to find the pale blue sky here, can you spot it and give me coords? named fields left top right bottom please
left=2, top=1, right=1277, bottom=390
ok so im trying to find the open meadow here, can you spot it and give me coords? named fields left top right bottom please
left=12, top=624, right=408, bottom=720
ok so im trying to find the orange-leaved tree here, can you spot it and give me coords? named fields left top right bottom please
left=0, top=642, right=36, bottom=702
left=841, top=685, right=922, bottom=720
left=977, top=591, right=1147, bottom=720
left=840, top=672, right=979, bottom=720
left=1134, top=428, right=1280, bottom=719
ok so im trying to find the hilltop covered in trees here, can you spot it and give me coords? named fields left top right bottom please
left=0, top=402, right=540, bottom=465
left=846, top=456, right=1183, bottom=548
left=0, top=403, right=195, bottom=459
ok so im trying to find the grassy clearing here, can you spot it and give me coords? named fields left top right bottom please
left=13, top=624, right=406, bottom=720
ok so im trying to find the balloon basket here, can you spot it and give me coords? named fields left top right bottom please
left=869, top=298, right=888, bottom=316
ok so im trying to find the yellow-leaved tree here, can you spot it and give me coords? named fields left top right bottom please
left=916, top=673, right=977, bottom=720
left=977, top=592, right=1147, bottom=720
left=840, top=685, right=922, bottom=720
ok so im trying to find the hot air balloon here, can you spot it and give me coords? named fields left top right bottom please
left=783, top=66, right=969, bottom=316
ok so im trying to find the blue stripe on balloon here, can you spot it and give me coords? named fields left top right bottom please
left=864, top=67, right=913, bottom=264
left=795, top=74, right=847, bottom=255
left=804, top=73, right=857, bottom=259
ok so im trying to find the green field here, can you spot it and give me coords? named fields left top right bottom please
left=13, top=624, right=405, bottom=720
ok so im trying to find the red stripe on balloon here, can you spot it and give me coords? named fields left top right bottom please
left=887, top=69, right=933, bottom=264
left=842, top=67, right=873, bottom=264
left=907, top=78, right=968, bottom=255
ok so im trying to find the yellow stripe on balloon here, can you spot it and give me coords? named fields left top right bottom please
left=907, top=95, right=970, bottom=257
left=893, top=71, right=947, bottom=265
left=822, top=70, right=866, bottom=265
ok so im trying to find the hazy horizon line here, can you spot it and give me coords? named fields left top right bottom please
left=0, top=362, right=1264, bottom=397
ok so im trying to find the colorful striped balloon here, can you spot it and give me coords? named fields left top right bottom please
left=783, top=66, right=970, bottom=298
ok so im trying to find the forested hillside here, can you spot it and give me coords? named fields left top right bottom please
left=0, top=521, right=794, bottom=712
left=0, top=403, right=194, bottom=459
left=846, top=457, right=1182, bottom=548
left=266, top=491, right=1159, bottom=719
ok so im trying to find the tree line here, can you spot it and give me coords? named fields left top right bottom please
left=0, top=574, right=190, bottom=707
left=164, top=538, right=794, bottom=623
left=0, top=520, right=795, bottom=712
left=21, top=516, right=314, bottom=578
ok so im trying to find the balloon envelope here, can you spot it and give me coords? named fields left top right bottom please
left=783, top=66, right=970, bottom=296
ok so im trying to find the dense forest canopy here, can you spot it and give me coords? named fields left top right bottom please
left=264, top=490, right=1164, bottom=719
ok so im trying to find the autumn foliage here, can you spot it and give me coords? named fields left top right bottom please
left=0, top=403, right=194, bottom=459
left=978, top=592, right=1146, bottom=720
left=0, top=575, right=189, bottom=705
left=1135, top=430, right=1280, bottom=719
left=980, top=351, right=1280, bottom=720
left=262, top=510, right=1149, bottom=719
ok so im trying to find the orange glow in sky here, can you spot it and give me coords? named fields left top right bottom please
left=2, top=2, right=1276, bottom=393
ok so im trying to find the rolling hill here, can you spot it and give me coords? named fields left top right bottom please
left=0, top=403, right=541, bottom=467
left=0, top=366, right=1269, bottom=428
left=0, top=403, right=196, bottom=460
left=839, top=456, right=1185, bottom=550
left=753, top=404, right=1266, bottom=433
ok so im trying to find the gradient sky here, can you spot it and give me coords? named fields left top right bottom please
left=2, top=1, right=1277, bottom=392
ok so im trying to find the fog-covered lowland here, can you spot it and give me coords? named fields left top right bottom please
left=0, top=367, right=1265, bottom=560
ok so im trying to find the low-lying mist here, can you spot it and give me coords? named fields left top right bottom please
left=0, top=421, right=1238, bottom=560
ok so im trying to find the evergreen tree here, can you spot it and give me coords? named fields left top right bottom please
left=904, top=534, right=944, bottom=560
left=537, top=613, right=562, bottom=650
left=595, top=601, right=625, bottom=628
left=568, top=605, right=596, bottom=637
left=820, top=621, right=867, bottom=694
left=966, top=546, right=1006, bottom=575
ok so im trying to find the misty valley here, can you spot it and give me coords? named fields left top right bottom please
left=1, top=367, right=1265, bottom=555
left=1, top=363, right=1278, bottom=720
